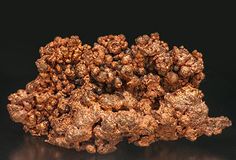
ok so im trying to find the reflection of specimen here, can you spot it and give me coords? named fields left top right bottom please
left=8, top=33, right=231, bottom=154
left=9, top=136, right=227, bottom=160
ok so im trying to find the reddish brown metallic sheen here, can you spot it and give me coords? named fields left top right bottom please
left=7, top=33, right=231, bottom=154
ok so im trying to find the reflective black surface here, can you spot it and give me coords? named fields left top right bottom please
left=0, top=123, right=235, bottom=160
left=1, top=1, right=236, bottom=160
left=0, top=125, right=235, bottom=160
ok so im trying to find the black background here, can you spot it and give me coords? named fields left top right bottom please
left=0, top=1, right=235, bottom=160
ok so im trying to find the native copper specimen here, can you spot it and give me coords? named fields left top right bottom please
left=8, top=33, right=231, bottom=154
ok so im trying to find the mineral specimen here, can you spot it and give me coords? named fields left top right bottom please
left=8, top=33, right=231, bottom=154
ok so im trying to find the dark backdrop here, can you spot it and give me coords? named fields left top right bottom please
left=0, top=1, right=235, bottom=160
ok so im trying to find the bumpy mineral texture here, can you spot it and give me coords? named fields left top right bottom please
left=8, top=33, right=231, bottom=154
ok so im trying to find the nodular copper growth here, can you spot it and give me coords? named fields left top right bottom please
left=8, top=33, right=231, bottom=154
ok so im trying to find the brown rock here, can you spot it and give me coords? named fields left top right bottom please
left=7, top=33, right=231, bottom=154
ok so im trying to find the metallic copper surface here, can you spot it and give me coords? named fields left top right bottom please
left=7, top=33, right=231, bottom=154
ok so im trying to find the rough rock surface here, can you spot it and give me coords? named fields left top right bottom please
left=8, top=33, right=231, bottom=154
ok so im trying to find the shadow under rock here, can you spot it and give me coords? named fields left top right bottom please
left=8, top=134, right=232, bottom=160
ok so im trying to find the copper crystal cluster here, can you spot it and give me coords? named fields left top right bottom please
left=8, top=33, right=231, bottom=154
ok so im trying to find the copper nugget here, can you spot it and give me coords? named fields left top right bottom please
left=8, top=33, right=231, bottom=154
